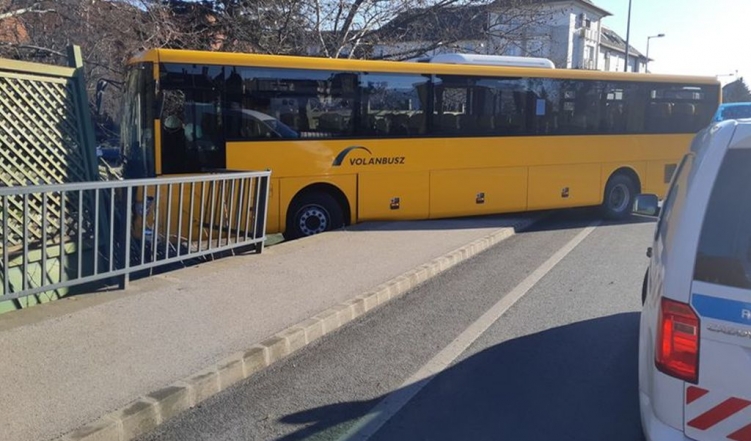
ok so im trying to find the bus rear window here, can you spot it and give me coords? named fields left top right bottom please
left=694, top=149, right=751, bottom=288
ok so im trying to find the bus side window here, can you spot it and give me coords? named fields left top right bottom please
left=647, top=85, right=718, bottom=134
left=673, top=102, right=697, bottom=132
left=228, top=67, right=355, bottom=139
left=433, top=75, right=540, bottom=137
left=161, top=89, right=189, bottom=174
left=624, top=83, right=648, bottom=134
left=436, top=85, right=465, bottom=135
left=159, top=63, right=225, bottom=173
left=359, top=73, right=428, bottom=138
left=646, top=101, right=673, bottom=133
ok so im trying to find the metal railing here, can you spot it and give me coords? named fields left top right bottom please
left=0, top=170, right=271, bottom=302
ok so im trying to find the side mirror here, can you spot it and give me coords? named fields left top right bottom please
left=633, top=194, right=659, bottom=217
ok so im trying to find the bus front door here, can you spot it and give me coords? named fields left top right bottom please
left=160, top=88, right=226, bottom=174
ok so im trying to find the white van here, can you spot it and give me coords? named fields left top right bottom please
left=636, top=119, right=751, bottom=441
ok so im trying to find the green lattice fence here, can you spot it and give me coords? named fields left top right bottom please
left=0, top=46, right=99, bottom=311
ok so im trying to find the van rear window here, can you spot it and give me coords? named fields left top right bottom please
left=694, top=149, right=751, bottom=288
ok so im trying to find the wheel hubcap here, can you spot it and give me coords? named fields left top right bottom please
left=609, top=184, right=631, bottom=213
left=298, top=206, right=329, bottom=236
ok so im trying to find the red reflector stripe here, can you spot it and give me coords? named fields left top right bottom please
left=686, top=386, right=709, bottom=404
left=729, top=423, right=751, bottom=441
left=687, top=397, right=751, bottom=430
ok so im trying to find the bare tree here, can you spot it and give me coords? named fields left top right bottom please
left=723, top=78, right=751, bottom=103
left=194, top=0, right=308, bottom=54
left=0, top=2, right=54, bottom=20
left=0, top=0, right=560, bottom=127
left=0, top=0, right=54, bottom=55
left=175, top=0, right=553, bottom=60
left=363, top=0, right=557, bottom=61
left=305, top=0, right=475, bottom=59
left=0, top=1, right=157, bottom=134
left=485, top=0, right=560, bottom=57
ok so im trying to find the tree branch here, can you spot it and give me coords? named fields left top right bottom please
left=0, top=7, right=55, bottom=21
left=0, top=42, right=65, bottom=57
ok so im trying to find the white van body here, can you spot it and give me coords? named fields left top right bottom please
left=640, top=119, right=751, bottom=441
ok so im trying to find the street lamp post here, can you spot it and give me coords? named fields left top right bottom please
left=624, top=0, right=632, bottom=72
left=645, top=33, right=665, bottom=72
left=716, top=72, right=736, bottom=82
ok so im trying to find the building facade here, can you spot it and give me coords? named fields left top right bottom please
left=372, top=0, right=648, bottom=72
left=598, top=26, right=647, bottom=73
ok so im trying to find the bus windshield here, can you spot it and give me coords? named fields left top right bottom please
left=120, top=62, right=155, bottom=178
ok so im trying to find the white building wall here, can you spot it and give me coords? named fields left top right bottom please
left=567, top=3, right=605, bottom=69
left=629, top=56, right=646, bottom=73
left=487, top=5, right=560, bottom=59
left=608, top=51, right=624, bottom=72
left=596, top=49, right=646, bottom=73
left=488, top=3, right=593, bottom=69
left=547, top=12, right=575, bottom=68
left=594, top=17, right=603, bottom=64
left=371, top=39, right=486, bottom=60
left=370, top=1, right=652, bottom=73
left=597, top=47, right=608, bottom=70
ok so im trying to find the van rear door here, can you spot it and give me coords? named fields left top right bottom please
left=686, top=148, right=751, bottom=441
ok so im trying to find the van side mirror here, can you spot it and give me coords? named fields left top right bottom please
left=633, top=194, right=659, bottom=216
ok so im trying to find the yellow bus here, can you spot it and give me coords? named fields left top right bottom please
left=120, top=49, right=720, bottom=239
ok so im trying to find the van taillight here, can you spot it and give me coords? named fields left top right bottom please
left=656, top=298, right=700, bottom=383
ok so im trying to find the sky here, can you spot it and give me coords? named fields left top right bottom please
left=593, top=0, right=750, bottom=85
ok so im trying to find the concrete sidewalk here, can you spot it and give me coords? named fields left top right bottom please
left=0, top=216, right=535, bottom=441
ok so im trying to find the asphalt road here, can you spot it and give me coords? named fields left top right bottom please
left=139, top=208, right=653, bottom=441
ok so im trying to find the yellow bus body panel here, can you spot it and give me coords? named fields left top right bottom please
left=430, top=167, right=528, bottom=217
left=645, top=161, right=677, bottom=196
left=528, top=163, right=601, bottom=210
left=225, top=133, right=692, bottom=232
left=358, top=171, right=430, bottom=220
left=132, top=179, right=260, bottom=248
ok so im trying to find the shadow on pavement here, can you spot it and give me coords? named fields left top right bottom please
left=344, top=212, right=548, bottom=232
left=347, top=207, right=655, bottom=235
left=520, top=207, right=656, bottom=235
left=278, top=312, right=644, bottom=441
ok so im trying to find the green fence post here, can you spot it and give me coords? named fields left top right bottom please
left=66, top=45, right=99, bottom=182
left=67, top=45, right=112, bottom=284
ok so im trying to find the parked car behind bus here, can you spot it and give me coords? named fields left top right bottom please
left=713, top=102, right=751, bottom=122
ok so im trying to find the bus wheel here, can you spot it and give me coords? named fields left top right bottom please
left=602, top=174, right=636, bottom=220
left=286, top=192, right=344, bottom=240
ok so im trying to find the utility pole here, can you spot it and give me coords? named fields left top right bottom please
left=624, top=0, right=632, bottom=72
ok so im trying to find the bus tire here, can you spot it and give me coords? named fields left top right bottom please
left=602, top=173, right=636, bottom=220
left=285, top=192, right=344, bottom=240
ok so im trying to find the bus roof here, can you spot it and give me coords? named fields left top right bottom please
left=129, top=48, right=719, bottom=85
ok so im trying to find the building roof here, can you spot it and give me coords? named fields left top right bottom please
left=374, top=3, right=489, bottom=43
left=600, top=26, right=646, bottom=58
left=538, top=0, right=611, bottom=17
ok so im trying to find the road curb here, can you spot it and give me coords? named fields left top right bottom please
left=57, top=216, right=540, bottom=441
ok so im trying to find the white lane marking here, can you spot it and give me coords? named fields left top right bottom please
left=339, top=221, right=601, bottom=441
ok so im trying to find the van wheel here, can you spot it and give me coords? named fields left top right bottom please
left=285, top=192, right=344, bottom=240
left=642, top=268, right=649, bottom=305
left=603, top=174, right=637, bottom=220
